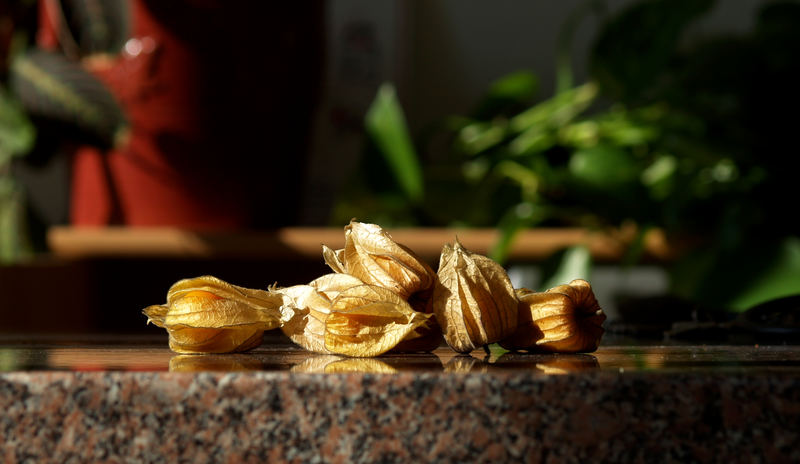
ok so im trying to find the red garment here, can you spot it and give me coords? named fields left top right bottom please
left=38, top=0, right=321, bottom=228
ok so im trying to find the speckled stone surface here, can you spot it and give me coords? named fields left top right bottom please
left=2, top=342, right=800, bottom=463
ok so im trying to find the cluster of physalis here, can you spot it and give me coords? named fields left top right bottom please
left=143, top=221, right=606, bottom=356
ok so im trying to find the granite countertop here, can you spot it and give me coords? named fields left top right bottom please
left=2, top=334, right=799, bottom=463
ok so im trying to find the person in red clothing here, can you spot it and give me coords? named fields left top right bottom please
left=27, top=0, right=323, bottom=228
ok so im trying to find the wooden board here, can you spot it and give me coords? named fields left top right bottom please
left=48, top=226, right=680, bottom=263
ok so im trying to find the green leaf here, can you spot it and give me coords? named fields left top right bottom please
left=457, top=120, right=508, bottom=156
left=540, top=246, right=592, bottom=290
left=493, top=161, right=540, bottom=201
left=557, top=120, right=600, bottom=148
left=724, top=237, right=800, bottom=312
left=365, top=83, right=424, bottom=202
left=471, top=71, right=539, bottom=121
left=0, top=178, right=32, bottom=263
left=510, top=82, right=598, bottom=134
left=484, top=343, right=510, bottom=363
left=569, top=144, right=638, bottom=190
left=488, top=71, right=539, bottom=102
left=10, top=50, right=128, bottom=148
left=672, top=237, right=800, bottom=312
left=0, top=86, right=35, bottom=166
left=641, top=154, right=677, bottom=200
left=591, top=105, right=662, bottom=146
left=509, top=126, right=556, bottom=156
left=508, top=83, right=598, bottom=156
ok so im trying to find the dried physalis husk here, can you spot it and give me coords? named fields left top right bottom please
left=391, top=316, right=443, bottom=353
left=143, top=276, right=284, bottom=354
left=500, top=279, right=606, bottom=353
left=324, top=284, right=433, bottom=357
left=432, top=241, right=519, bottom=353
left=276, top=273, right=364, bottom=354
left=322, top=220, right=436, bottom=303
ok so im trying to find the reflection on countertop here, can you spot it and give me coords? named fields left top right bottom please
left=2, top=332, right=800, bottom=374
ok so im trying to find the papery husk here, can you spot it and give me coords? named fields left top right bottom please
left=166, top=325, right=265, bottom=354
left=500, top=279, right=606, bottom=353
left=391, top=315, right=443, bottom=352
left=143, top=276, right=284, bottom=354
left=310, top=273, right=366, bottom=299
left=324, top=284, right=433, bottom=357
left=322, top=246, right=346, bottom=274
left=276, top=273, right=364, bottom=354
left=393, top=284, right=442, bottom=352
left=277, top=286, right=330, bottom=354
left=322, top=220, right=436, bottom=300
left=433, top=241, right=519, bottom=353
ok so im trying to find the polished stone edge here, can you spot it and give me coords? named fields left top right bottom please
left=2, top=371, right=799, bottom=463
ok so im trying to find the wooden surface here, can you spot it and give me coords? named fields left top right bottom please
left=47, top=226, right=679, bottom=262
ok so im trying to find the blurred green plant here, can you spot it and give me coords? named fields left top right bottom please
left=364, top=84, right=424, bottom=204
left=334, top=0, right=800, bottom=311
left=0, top=0, right=130, bottom=263
left=0, top=0, right=34, bottom=262
left=0, top=85, right=35, bottom=263
left=10, top=49, right=128, bottom=148
left=8, top=0, right=130, bottom=148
